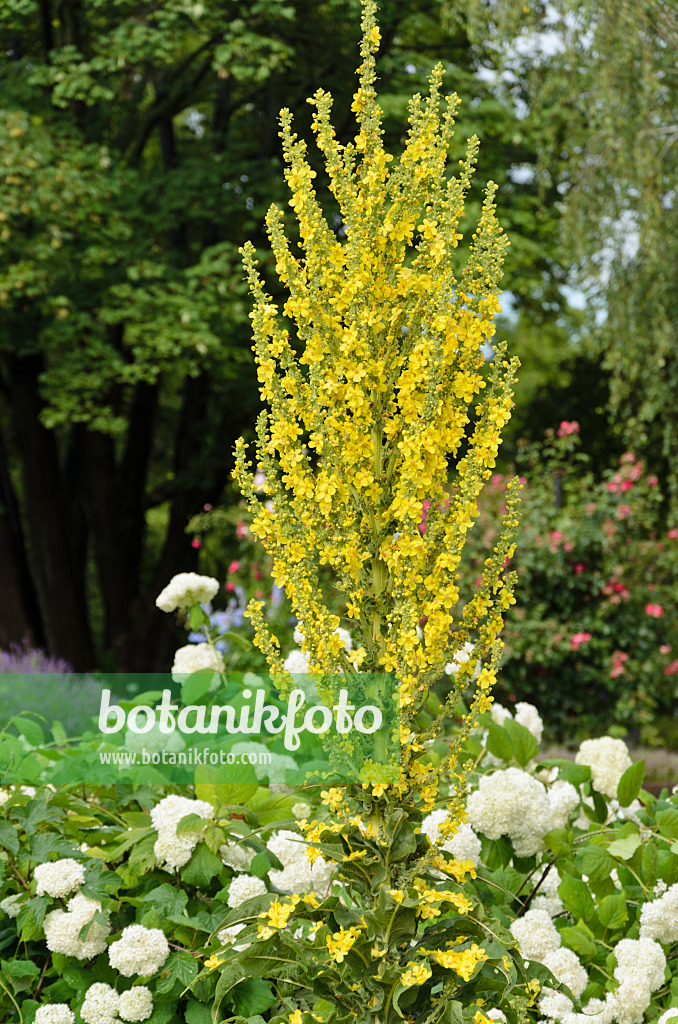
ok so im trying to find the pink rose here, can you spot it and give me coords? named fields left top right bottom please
left=191, top=538, right=202, bottom=549
left=664, top=660, right=678, bottom=677
left=557, top=420, right=580, bottom=437
left=620, top=452, right=636, bottom=464
left=574, top=563, right=586, bottom=574
left=228, top=560, right=240, bottom=574
left=648, top=475, right=658, bottom=486
left=225, top=581, right=236, bottom=592
left=660, top=644, right=672, bottom=655
left=570, top=631, right=592, bottom=651
left=668, top=528, right=678, bottom=540
left=645, top=603, right=664, bottom=618
left=236, top=523, right=249, bottom=539
left=203, top=503, right=212, bottom=511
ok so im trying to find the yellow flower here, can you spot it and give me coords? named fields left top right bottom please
left=401, top=961, right=432, bottom=988
left=204, top=954, right=225, bottom=971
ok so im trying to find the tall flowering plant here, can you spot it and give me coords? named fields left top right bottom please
left=221, top=3, right=538, bottom=1023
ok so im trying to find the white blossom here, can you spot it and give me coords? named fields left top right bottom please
left=218, top=922, right=251, bottom=952
left=81, top=983, right=120, bottom=1024
left=34, top=1007, right=75, bottom=1024
left=34, top=858, right=85, bottom=899
left=266, top=828, right=333, bottom=895
left=43, top=894, right=110, bottom=961
left=514, top=702, right=544, bottom=745
left=542, top=947, right=588, bottom=998
left=608, top=937, right=667, bottom=1024
left=657, top=1010, right=678, bottom=1024
left=510, top=908, right=561, bottom=961
left=490, top=703, right=512, bottom=725
left=421, top=810, right=481, bottom=866
left=150, top=794, right=214, bottom=872
left=548, top=779, right=579, bottom=830
left=283, top=649, right=310, bottom=674
left=171, top=642, right=224, bottom=681
left=226, top=874, right=267, bottom=908
left=444, top=641, right=478, bottom=676
left=220, top=840, right=256, bottom=872
left=156, top=572, right=219, bottom=612
left=639, top=882, right=678, bottom=943
left=466, top=767, right=552, bottom=857
left=0, top=893, right=23, bottom=918
left=292, top=801, right=311, bottom=819
left=118, top=986, right=154, bottom=1022
left=108, top=924, right=170, bottom=977
left=574, top=737, right=632, bottom=800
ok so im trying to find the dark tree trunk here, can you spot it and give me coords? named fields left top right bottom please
left=0, top=425, right=46, bottom=650
left=9, top=353, right=94, bottom=669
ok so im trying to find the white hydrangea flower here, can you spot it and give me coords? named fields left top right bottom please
left=548, top=779, right=579, bottom=830
left=466, top=767, right=552, bottom=857
left=292, top=801, right=311, bottom=819
left=607, top=937, right=667, bottom=1024
left=444, top=641, right=478, bottom=676
left=574, top=737, right=632, bottom=799
left=0, top=893, right=23, bottom=918
left=514, top=702, right=544, bottom=745
left=34, top=1006, right=75, bottom=1024
left=81, top=982, right=120, bottom=1024
left=34, top=858, right=86, bottom=899
left=421, top=810, right=481, bottom=866
left=542, top=947, right=588, bottom=998
left=43, top=894, right=110, bottom=960
left=510, top=908, right=561, bottom=961
left=283, top=649, right=310, bottom=674
left=218, top=922, right=251, bottom=952
left=155, top=572, right=219, bottom=612
left=226, top=874, right=267, bottom=908
left=538, top=989, right=576, bottom=1024
left=531, top=866, right=564, bottom=918
left=639, top=882, right=678, bottom=943
left=266, top=828, right=334, bottom=895
left=150, top=794, right=214, bottom=872
left=118, top=986, right=154, bottom=1022
left=108, top=924, right=170, bottom=977
left=171, top=642, right=225, bottom=682
left=609, top=797, right=643, bottom=826
left=486, top=1013, right=506, bottom=1023
left=658, top=1010, right=678, bottom=1024
left=220, top=840, right=256, bottom=872
left=491, top=703, right=512, bottom=725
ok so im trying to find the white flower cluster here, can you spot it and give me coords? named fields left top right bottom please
left=541, top=947, right=588, bottom=998
left=0, top=893, right=23, bottom=918
left=150, top=794, right=214, bottom=871
left=658, top=1011, right=678, bottom=1024
left=226, top=873, right=267, bottom=908
left=34, top=1006, right=75, bottom=1024
left=510, top=908, right=562, bottom=961
left=267, top=829, right=334, bottom=895
left=575, top=737, right=632, bottom=799
left=80, top=982, right=154, bottom=1024
left=548, top=779, right=580, bottom=831
left=218, top=921, right=250, bottom=952
left=156, top=572, right=219, bottom=612
left=171, top=642, right=225, bottom=681
left=43, top=894, right=110, bottom=960
left=466, top=767, right=552, bottom=856
left=81, top=983, right=120, bottom=1024
left=420, top=810, right=481, bottom=866
left=220, top=839, right=256, bottom=872
left=34, top=858, right=85, bottom=899
left=108, top=924, right=170, bottom=977
left=639, top=881, right=678, bottom=943
left=530, top=867, right=564, bottom=919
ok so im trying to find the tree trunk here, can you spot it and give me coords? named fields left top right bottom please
left=9, top=353, right=95, bottom=669
left=0, top=424, right=45, bottom=650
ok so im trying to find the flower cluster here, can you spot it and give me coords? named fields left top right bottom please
left=108, top=924, right=170, bottom=977
left=574, top=736, right=632, bottom=799
left=43, top=894, right=110, bottom=960
left=266, top=828, right=334, bottom=894
left=156, top=572, right=220, bottom=613
left=150, top=793, right=214, bottom=871
left=34, top=858, right=85, bottom=898
left=466, top=767, right=552, bottom=857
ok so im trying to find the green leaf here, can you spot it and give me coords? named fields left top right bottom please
left=140, top=884, right=188, bottom=918
left=16, top=896, right=50, bottom=941
left=608, top=830, right=641, bottom=861
left=0, top=821, right=20, bottom=857
left=182, top=669, right=218, bottom=704
left=177, top=813, right=209, bottom=835
left=579, top=845, right=616, bottom=884
left=503, top=719, right=539, bottom=767
left=229, top=979, right=277, bottom=1017
left=560, top=923, right=597, bottom=959
left=641, top=841, right=658, bottom=887
left=543, top=829, right=573, bottom=859
left=617, top=761, right=645, bottom=807
left=185, top=999, right=213, bottom=1024
left=1, top=959, right=40, bottom=978
left=194, top=768, right=258, bottom=806
left=558, top=874, right=596, bottom=922
left=597, top=893, right=627, bottom=930
left=486, top=723, right=513, bottom=762
left=249, top=851, right=270, bottom=879
left=189, top=604, right=211, bottom=631
left=213, top=964, right=249, bottom=1023
left=181, top=843, right=224, bottom=887
left=156, top=950, right=199, bottom=995
left=657, top=808, right=678, bottom=840
left=540, top=759, right=591, bottom=787
left=10, top=714, right=45, bottom=747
